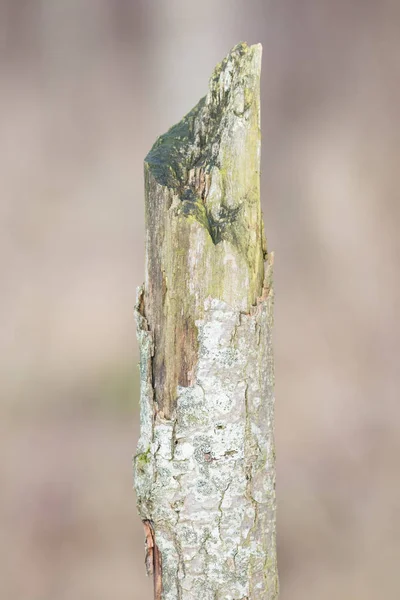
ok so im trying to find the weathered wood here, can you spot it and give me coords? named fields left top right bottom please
left=134, top=42, right=278, bottom=600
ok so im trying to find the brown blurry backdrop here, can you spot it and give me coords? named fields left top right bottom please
left=1, top=1, right=399, bottom=598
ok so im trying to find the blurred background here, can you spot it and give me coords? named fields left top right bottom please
left=1, top=1, right=399, bottom=598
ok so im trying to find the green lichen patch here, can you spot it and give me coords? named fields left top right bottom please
left=145, top=43, right=264, bottom=258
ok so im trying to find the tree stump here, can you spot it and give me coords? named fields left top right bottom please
left=134, top=42, right=278, bottom=600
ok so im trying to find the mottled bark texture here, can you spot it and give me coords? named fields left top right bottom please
left=134, top=43, right=278, bottom=600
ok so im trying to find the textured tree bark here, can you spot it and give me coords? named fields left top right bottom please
left=134, top=42, right=278, bottom=600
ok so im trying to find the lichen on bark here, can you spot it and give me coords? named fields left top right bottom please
left=134, top=42, right=278, bottom=599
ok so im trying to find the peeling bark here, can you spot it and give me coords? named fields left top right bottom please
left=134, top=43, right=278, bottom=600
left=143, top=521, right=163, bottom=600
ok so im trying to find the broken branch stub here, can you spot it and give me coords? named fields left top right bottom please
left=134, top=42, right=278, bottom=600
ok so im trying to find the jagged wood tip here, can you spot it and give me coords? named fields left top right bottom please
left=144, top=40, right=267, bottom=417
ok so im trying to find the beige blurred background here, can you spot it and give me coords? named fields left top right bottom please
left=1, top=1, right=399, bottom=598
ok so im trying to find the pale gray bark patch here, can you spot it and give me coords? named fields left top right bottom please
left=134, top=257, right=278, bottom=600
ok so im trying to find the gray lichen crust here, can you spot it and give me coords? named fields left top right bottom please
left=135, top=43, right=278, bottom=599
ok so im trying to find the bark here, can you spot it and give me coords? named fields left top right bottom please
left=134, top=42, right=278, bottom=600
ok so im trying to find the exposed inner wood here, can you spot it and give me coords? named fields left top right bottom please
left=144, top=42, right=267, bottom=418
left=143, top=520, right=162, bottom=600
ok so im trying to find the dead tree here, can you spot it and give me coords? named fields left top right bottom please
left=134, top=42, right=278, bottom=600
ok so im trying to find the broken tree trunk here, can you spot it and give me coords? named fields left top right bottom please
left=134, top=42, right=278, bottom=600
